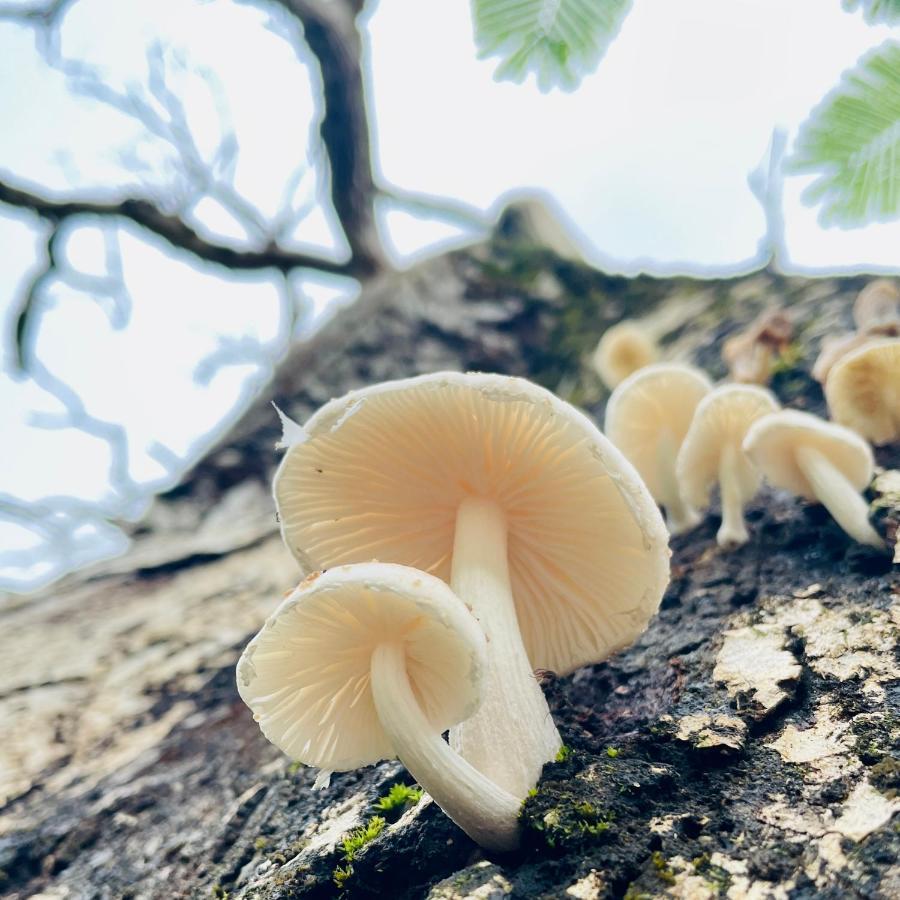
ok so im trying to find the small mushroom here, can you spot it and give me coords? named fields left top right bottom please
left=236, top=563, right=521, bottom=851
left=676, top=385, right=780, bottom=548
left=605, top=363, right=713, bottom=534
left=825, top=338, right=900, bottom=445
left=853, top=279, right=900, bottom=334
left=812, top=332, right=874, bottom=384
left=743, top=410, right=883, bottom=548
left=722, top=310, right=794, bottom=385
left=592, top=321, right=659, bottom=390
left=274, top=372, right=670, bottom=799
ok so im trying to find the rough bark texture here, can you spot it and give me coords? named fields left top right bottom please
left=1, top=209, right=898, bottom=900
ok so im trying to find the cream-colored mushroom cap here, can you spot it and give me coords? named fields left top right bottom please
left=592, top=321, right=659, bottom=389
left=604, top=363, right=713, bottom=499
left=677, top=385, right=779, bottom=508
left=825, top=338, right=900, bottom=445
left=237, top=563, right=485, bottom=771
left=274, top=371, right=669, bottom=676
left=853, top=279, right=900, bottom=332
left=742, top=410, right=873, bottom=501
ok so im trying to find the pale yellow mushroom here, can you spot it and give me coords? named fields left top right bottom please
left=826, top=338, right=900, bottom=445
left=677, top=385, right=779, bottom=548
left=592, top=321, right=659, bottom=389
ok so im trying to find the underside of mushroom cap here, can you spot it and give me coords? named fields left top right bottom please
left=236, top=563, right=486, bottom=771
left=825, top=338, right=900, bottom=445
left=604, top=363, right=713, bottom=499
left=742, top=410, right=874, bottom=500
left=274, top=371, right=670, bottom=676
left=592, top=321, right=658, bottom=389
left=677, top=385, right=779, bottom=508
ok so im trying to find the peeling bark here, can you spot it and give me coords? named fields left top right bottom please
left=1, top=209, right=898, bottom=899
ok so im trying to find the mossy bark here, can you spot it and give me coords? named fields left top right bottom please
left=1, top=205, right=898, bottom=899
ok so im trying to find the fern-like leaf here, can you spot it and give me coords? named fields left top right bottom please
left=472, top=0, right=632, bottom=92
left=842, top=0, right=900, bottom=25
left=791, top=40, right=900, bottom=227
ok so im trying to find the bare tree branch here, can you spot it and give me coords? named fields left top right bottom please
left=249, top=0, right=386, bottom=275
left=0, top=175, right=364, bottom=275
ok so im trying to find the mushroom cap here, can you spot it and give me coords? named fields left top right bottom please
left=825, top=338, right=900, bottom=445
left=812, top=332, right=872, bottom=384
left=677, top=384, right=780, bottom=508
left=274, top=371, right=670, bottom=676
left=742, top=410, right=874, bottom=501
left=604, top=363, right=713, bottom=499
left=236, top=563, right=486, bottom=771
left=592, top=321, right=658, bottom=389
left=853, top=279, right=900, bottom=332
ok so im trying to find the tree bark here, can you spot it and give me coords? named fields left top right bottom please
left=1, top=204, right=897, bottom=899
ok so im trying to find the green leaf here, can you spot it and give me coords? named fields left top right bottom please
left=472, top=0, right=632, bottom=92
left=791, top=40, right=900, bottom=227
left=842, top=0, right=900, bottom=25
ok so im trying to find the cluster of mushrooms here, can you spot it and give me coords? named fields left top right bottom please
left=235, top=282, right=896, bottom=854
left=595, top=279, right=898, bottom=550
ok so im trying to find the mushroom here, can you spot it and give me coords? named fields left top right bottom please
left=591, top=321, right=659, bottom=390
left=825, top=338, right=900, bottom=446
left=676, top=385, right=780, bottom=548
left=721, top=310, right=794, bottom=385
left=237, top=563, right=521, bottom=850
left=812, top=332, right=873, bottom=384
left=853, top=279, right=900, bottom=334
left=274, top=372, right=670, bottom=799
left=743, top=410, right=883, bottom=548
left=605, top=363, right=713, bottom=534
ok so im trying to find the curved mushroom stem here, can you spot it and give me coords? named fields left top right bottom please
left=658, top=432, right=700, bottom=535
left=448, top=496, right=562, bottom=799
left=795, top=446, right=884, bottom=548
left=370, top=642, right=521, bottom=851
left=717, top=443, right=749, bottom=549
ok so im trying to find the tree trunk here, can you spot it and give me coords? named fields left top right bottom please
left=2, top=204, right=898, bottom=900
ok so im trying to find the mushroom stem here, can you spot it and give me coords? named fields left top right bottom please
left=658, top=431, right=699, bottom=535
left=717, top=443, right=749, bottom=548
left=370, top=642, right=521, bottom=851
left=448, top=496, right=562, bottom=799
left=795, top=446, right=884, bottom=548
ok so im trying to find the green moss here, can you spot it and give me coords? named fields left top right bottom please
left=651, top=851, right=676, bottom=885
left=331, top=815, right=387, bottom=891
left=341, top=816, right=386, bottom=862
left=333, top=864, right=353, bottom=890
left=623, top=887, right=651, bottom=900
left=555, top=744, right=573, bottom=763
left=211, top=886, right=229, bottom=899
left=870, top=756, right=900, bottom=798
left=286, top=760, right=303, bottom=776
left=528, top=798, right=614, bottom=848
left=374, top=783, right=424, bottom=820
left=770, top=341, right=804, bottom=376
left=692, top=852, right=732, bottom=893
left=253, top=836, right=269, bottom=851
left=606, top=747, right=620, bottom=759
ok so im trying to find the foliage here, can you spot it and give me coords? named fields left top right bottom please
left=842, top=0, right=900, bottom=24
left=332, top=815, right=387, bottom=889
left=791, top=40, right=900, bottom=226
left=472, top=0, right=632, bottom=91
left=374, top=783, right=424, bottom=820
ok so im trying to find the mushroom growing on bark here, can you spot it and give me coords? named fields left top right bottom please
left=743, top=410, right=883, bottom=548
left=853, top=279, right=900, bottom=334
left=273, top=372, right=670, bottom=800
left=237, top=563, right=521, bottom=850
left=825, top=338, right=900, bottom=446
left=592, top=321, right=659, bottom=390
left=605, top=363, right=713, bottom=534
left=722, top=310, right=794, bottom=385
left=676, top=384, right=780, bottom=548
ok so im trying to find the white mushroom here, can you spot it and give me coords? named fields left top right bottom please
left=825, top=338, right=900, bottom=445
left=591, top=321, right=659, bottom=390
left=677, top=385, right=780, bottom=548
left=743, top=410, right=883, bottom=548
left=605, top=363, right=713, bottom=534
left=237, top=563, right=521, bottom=851
left=274, top=372, right=670, bottom=800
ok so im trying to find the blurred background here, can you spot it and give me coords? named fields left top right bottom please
left=1, top=0, right=899, bottom=594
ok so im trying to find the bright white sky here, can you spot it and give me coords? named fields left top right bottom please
left=1, top=0, right=898, bottom=590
